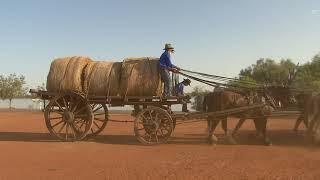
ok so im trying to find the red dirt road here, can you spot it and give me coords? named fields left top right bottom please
left=0, top=111, right=319, bottom=180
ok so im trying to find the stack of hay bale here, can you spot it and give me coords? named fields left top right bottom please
left=46, top=56, right=163, bottom=97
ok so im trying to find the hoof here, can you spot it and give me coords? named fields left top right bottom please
left=207, top=136, right=218, bottom=145
left=226, top=135, right=237, bottom=145
left=264, top=138, right=272, bottom=146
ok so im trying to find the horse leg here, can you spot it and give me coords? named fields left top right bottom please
left=220, top=116, right=236, bottom=144
left=259, top=117, right=272, bottom=146
left=252, top=118, right=261, bottom=137
left=221, top=116, right=228, bottom=135
left=250, top=118, right=265, bottom=143
left=293, top=114, right=304, bottom=132
left=232, top=117, right=246, bottom=137
left=207, top=116, right=219, bottom=145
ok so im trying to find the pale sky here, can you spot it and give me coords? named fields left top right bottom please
left=0, top=0, right=319, bottom=90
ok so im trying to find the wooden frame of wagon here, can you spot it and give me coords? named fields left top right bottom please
left=29, top=89, right=266, bottom=145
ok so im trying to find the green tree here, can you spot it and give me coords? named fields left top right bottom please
left=0, top=75, right=5, bottom=100
left=293, top=54, right=320, bottom=91
left=0, top=74, right=27, bottom=109
left=239, top=58, right=297, bottom=86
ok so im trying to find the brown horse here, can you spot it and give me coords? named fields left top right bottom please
left=292, top=92, right=313, bottom=132
left=203, top=89, right=274, bottom=145
left=302, top=93, right=320, bottom=144
left=268, top=87, right=318, bottom=133
left=259, top=86, right=308, bottom=132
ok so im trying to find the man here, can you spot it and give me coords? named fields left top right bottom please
left=159, top=43, right=180, bottom=97
left=175, top=78, right=191, bottom=112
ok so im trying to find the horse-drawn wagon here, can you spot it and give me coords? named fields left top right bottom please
left=30, top=88, right=268, bottom=145
left=30, top=56, right=276, bottom=145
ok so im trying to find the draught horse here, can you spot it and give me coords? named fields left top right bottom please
left=203, top=90, right=275, bottom=145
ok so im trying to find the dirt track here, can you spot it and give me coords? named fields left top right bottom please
left=0, top=111, right=319, bottom=180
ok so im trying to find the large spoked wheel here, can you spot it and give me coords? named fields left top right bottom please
left=87, top=104, right=109, bottom=137
left=44, top=93, right=93, bottom=141
left=134, top=106, right=174, bottom=145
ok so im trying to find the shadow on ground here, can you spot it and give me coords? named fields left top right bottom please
left=0, top=132, right=57, bottom=142
left=0, top=130, right=315, bottom=147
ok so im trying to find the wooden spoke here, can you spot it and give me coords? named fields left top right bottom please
left=79, top=120, right=85, bottom=130
left=148, top=134, right=152, bottom=142
left=57, top=122, right=66, bottom=133
left=93, top=105, right=103, bottom=113
left=158, top=129, right=164, bottom=136
left=71, top=100, right=81, bottom=112
left=49, top=116, right=63, bottom=121
left=74, top=114, right=88, bottom=119
left=93, top=121, right=100, bottom=129
left=62, top=97, right=69, bottom=111
left=70, top=125, right=77, bottom=139
left=52, top=120, right=64, bottom=128
left=54, top=100, right=64, bottom=112
left=65, top=123, right=69, bottom=141
left=154, top=113, right=159, bottom=122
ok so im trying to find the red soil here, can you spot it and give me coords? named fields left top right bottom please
left=0, top=111, right=319, bottom=180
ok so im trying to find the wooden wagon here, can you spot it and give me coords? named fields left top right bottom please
left=29, top=89, right=265, bottom=145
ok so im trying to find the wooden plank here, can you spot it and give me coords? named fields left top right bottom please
left=29, top=89, right=189, bottom=106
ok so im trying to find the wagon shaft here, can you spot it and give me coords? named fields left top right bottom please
left=176, top=104, right=265, bottom=120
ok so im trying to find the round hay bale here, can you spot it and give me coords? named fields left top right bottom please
left=46, top=56, right=92, bottom=93
left=119, top=57, right=163, bottom=96
left=83, top=61, right=122, bottom=96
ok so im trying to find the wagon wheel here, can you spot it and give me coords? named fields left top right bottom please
left=134, top=106, right=174, bottom=145
left=44, top=93, right=93, bottom=141
left=87, top=104, right=108, bottom=137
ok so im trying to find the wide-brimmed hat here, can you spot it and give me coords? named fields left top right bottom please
left=183, top=78, right=191, bottom=86
left=163, top=43, right=174, bottom=50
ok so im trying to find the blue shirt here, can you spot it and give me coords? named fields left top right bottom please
left=159, top=50, right=176, bottom=69
left=175, top=82, right=184, bottom=95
